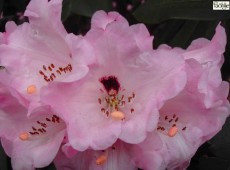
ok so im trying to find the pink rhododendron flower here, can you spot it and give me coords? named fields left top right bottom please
left=0, top=83, right=66, bottom=170
left=131, top=25, right=230, bottom=170
left=0, top=0, right=94, bottom=109
left=54, top=140, right=137, bottom=170
left=0, top=0, right=229, bottom=168
left=41, top=10, right=187, bottom=151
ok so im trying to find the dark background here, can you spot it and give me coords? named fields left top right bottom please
left=0, top=0, right=230, bottom=169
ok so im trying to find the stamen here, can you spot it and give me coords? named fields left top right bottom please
left=98, top=98, right=102, bottom=104
left=168, top=126, right=178, bottom=137
left=99, top=75, right=136, bottom=120
left=19, top=115, right=62, bottom=141
left=130, top=108, right=134, bottom=113
left=158, top=113, right=186, bottom=137
left=39, top=63, right=72, bottom=83
left=96, top=155, right=107, bottom=165
left=182, top=127, right=187, bottom=131
left=19, top=132, right=29, bottom=141
left=43, top=65, right=47, bottom=71
left=27, top=85, right=37, bottom=94
left=111, top=111, right=125, bottom=120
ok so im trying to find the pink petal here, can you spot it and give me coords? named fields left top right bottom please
left=54, top=140, right=137, bottom=170
left=183, top=24, right=226, bottom=65
left=65, top=34, right=96, bottom=66
left=130, top=24, right=153, bottom=51
left=24, top=0, right=67, bottom=36
left=42, top=80, right=122, bottom=151
left=130, top=132, right=164, bottom=170
left=0, top=15, right=90, bottom=107
left=91, top=11, right=128, bottom=30
left=0, top=85, right=66, bottom=169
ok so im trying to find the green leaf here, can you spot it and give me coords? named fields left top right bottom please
left=62, top=0, right=113, bottom=21
left=133, top=0, right=230, bottom=24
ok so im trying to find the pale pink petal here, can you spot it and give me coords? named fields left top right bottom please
left=130, top=24, right=153, bottom=51
left=130, top=23, right=229, bottom=168
left=0, top=10, right=90, bottom=107
left=54, top=141, right=137, bottom=170
left=0, top=85, right=66, bottom=169
left=24, top=0, right=66, bottom=36
left=61, top=143, right=78, bottom=158
left=42, top=80, right=122, bottom=151
left=91, top=10, right=128, bottom=30
left=183, top=24, right=226, bottom=65
left=130, top=132, right=164, bottom=170
left=65, top=34, right=96, bottom=66
left=5, top=21, right=17, bottom=34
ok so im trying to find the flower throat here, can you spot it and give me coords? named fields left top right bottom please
left=98, top=76, right=135, bottom=120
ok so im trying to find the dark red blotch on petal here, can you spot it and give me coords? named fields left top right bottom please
left=99, top=76, right=120, bottom=94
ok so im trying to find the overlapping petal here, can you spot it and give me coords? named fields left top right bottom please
left=0, top=0, right=94, bottom=108
left=54, top=140, right=137, bottom=170
left=130, top=24, right=230, bottom=170
left=41, top=11, right=187, bottom=151
left=0, top=84, right=66, bottom=170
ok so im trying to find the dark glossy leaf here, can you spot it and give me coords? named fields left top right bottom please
left=62, top=0, right=113, bottom=21
left=0, top=0, right=3, bottom=13
left=0, top=143, right=9, bottom=170
left=152, top=20, right=219, bottom=48
left=61, top=0, right=72, bottom=21
left=3, top=0, right=29, bottom=15
left=133, top=0, right=230, bottom=24
left=221, top=20, right=230, bottom=80
left=198, top=157, right=230, bottom=170
left=169, top=20, right=219, bottom=48
left=209, top=117, right=230, bottom=160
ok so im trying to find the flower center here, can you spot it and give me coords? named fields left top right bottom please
left=98, top=76, right=135, bottom=120
left=157, top=113, right=187, bottom=137
left=19, top=115, right=64, bottom=141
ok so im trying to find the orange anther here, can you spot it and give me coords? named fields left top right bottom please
left=111, top=111, right=125, bottom=120
left=19, top=132, right=29, bottom=141
left=27, top=85, right=36, bottom=94
left=168, top=126, right=178, bottom=137
left=96, top=155, right=107, bottom=165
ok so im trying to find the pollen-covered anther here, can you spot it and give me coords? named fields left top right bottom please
left=27, top=85, right=37, bottom=94
left=168, top=126, right=178, bottom=137
left=96, top=155, right=107, bottom=165
left=19, top=132, right=29, bottom=141
left=111, top=111, right=125, bottom=120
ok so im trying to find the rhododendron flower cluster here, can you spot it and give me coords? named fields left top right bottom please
left=0, top=0, right=229, bottom=170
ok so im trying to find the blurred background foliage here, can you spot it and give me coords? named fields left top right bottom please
left=0, top=0, right=230, bottom=169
